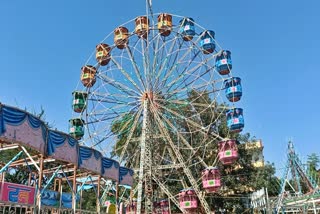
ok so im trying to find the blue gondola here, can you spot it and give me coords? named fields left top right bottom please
left=226, top=108, right=244, bottom=132
left=224, top=77, right=242, bottom=102
left=179, top=17, right=195, bottom=41
left=216, top=50, right=232, bottom=75
left=200, top=30, right=215, bottom=54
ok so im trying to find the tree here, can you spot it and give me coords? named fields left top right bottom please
left=110, top=89, right=277, bottom=212
left=306, top=153, right=320, bottom=188
left=307, top=153, right=319, bottom=172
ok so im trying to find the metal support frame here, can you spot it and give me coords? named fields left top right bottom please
left=276, top=142, right=320, bottom=213
left=137, top=98, right=154, bottom=214
left=152, top=175, right=187, bottom=214
left=0, top=150, right=23, bottom=173
left=152, top=106, right=212, bottom=213
left=72, top=164, right=77, bottom=212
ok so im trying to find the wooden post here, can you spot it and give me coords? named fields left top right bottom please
left=312, top=198, right=317, bottom=214
left=116, top=182, right=119, bottom=214
left=59, top=179, right=62, bottom=214
left=130, top=187, right=133, bottom=201
left=80, top=186, right=83, bottom=211
left=1, top=171, right=5, bottom=182
left=37, top=154, right=44, bottom=213
left=54, top=178, right=57, bottom=191
left=97, top=175, right=101, bottom=214
left=72, top=164, right=77, bottom=213
left=28, top=172, right=32, bottom=186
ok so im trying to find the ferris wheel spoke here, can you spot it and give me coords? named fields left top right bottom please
left=89, top=100, right=138, bottom=107
left=165, top=83, right=216, bottom=101
left=153, top=36, right=181, bottom=87
left=125, top=46, right=147, bottom=91
left=161, top=145, right=174, bottom=165
left=89, top=98, right=138, bottom=107
left=86, top=104, right=139, bottom=125
left=83, top=107, right=140, bottom=151
left=145, top=32, right=165, bottom=91
left=153, top=35, right=180, bottom=92
left=155, top=39, right=187, bottom=92
left=170, top=31, right=203, bottom=64
left=166, top=100, right=217, bottom=110
left=150, top=102, right=208, bottom=166
left=150, top=103, right=211, bottom=212
left=91, top=129, right=114, bottom=148
left=150, top=33, right=163, bottom=90
left=158, top=34, right=203, bottom=88
left=162, top=49, right=201, bottom=92
left=140, top=39, right=151, bottom=90
left=165, top=73, right=213, bottom=100
left=82, top=122, right=114, bottom=148
left=90, top=91, right=140, bottom=106
left=98, top=73, right=141, bottom=97
left=155, top=103, right=221, bottom=151
left=158, top=102, right=223, bottom=141
left=110, top=57, right=144, bottom=94
left=152, top=175, right=187, bottom=214
left=85, top=114, right=121, bottom=125
left=162, top=103, right=217, bottom=134
left=162, top=54, right=216, bottom=95
left=116, top=107, right=143, bottom=163
left=167, top=63, right=214, bottom=94
left=86, top=102, right=138, bottom=116
left=90, top=91, right=139, bottom=100
left=123, top=142, right=141, bottom=168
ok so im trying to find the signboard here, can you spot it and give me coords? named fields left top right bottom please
left=0, top=182, right=35, bottom=205
left=251, top=188, right=266, bottom=208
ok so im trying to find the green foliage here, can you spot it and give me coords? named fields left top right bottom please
left=0, top=148, right=35, bottom=185
left=111, top=113, right=142, bottom=160
left=0, top=148, right=21, bottom=164
left=307, top=153, right=319, bottom=171
left=109, top=89, right=277, bottom=212
left=80, top=189, right=98, bottom=211
left=5, top=167, right=29, bottom=185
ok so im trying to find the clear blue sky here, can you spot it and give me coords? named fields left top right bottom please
left=1, top=0, right=319, bottom=173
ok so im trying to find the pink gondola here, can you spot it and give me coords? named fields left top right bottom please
left=218, top=140, right=239, bottom=165
left=179, top=189, right=198, bottom=211
left=202, top=167, right=221, bottom=193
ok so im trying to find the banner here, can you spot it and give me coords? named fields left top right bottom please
left=251, top=188, right=266, bottom=208
left=0, top=182, right=35, bottom=205
left=41, top=189, right=60, bottom=207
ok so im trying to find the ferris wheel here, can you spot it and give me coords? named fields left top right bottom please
left=69, top=8, right=244, bottom=214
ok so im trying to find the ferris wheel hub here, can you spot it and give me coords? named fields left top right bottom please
left=141, top=91, right=154, bottom=101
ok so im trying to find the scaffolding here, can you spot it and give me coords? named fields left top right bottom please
left=0, top=103, right=134, bottom=214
